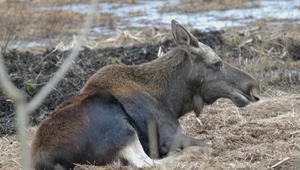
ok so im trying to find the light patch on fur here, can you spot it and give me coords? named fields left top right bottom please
left=54, top=164, right=66, bottom=170
left=118, top=134, right=155, bottom=167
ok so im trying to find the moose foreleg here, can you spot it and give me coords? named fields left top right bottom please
left=168, top=129, right=213, bottom=156
left=156, top=146, right=211, bottom=165
left=118, top=133, right=155, bottom=167
left=178, top=134, right=212, bottom=149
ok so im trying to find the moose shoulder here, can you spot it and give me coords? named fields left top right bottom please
left=31, top=20, right=260, bottom=170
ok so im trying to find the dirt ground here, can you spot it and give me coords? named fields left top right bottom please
left=1, top=0, right=300, bottom=169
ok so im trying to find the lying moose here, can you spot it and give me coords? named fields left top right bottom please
left=31, top=20, right=260, bottom=170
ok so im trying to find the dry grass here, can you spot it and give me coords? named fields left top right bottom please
left=126, top=10, right=146, bottom=17
left=105, top=28, right=169, bottom=47
left=1, top=1, right=300, bottom=169
left=1, top=93, right=299, bottom=170
left=219, top=23, right=300, bottom=92
left=0, top=135, right=21, bottom=170
left=0, top=0, right=120, bottom=51
left=0, top=0, right=167, bottom=52
left=159, top=0, right=259, bottom=13
left=98, top=0, right=137, bottom=3
left=179, top=94, right=300, bottom=169
left=0, top=8, right=86, bottom=41
left=3, top=0, right=92, bottom=8
left=0, top=4, right=118, bottom=40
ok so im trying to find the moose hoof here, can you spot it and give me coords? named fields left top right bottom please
left=203, top=139, right=213, bottom=146
left=195, top=139, right=214, bottom=148
left=182, top=146, right=214, bottom=156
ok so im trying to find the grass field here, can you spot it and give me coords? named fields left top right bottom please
left=0, top=0, right=300, bottom=169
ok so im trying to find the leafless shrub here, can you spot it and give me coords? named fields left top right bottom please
left=0, top=1, right=25, bottom=53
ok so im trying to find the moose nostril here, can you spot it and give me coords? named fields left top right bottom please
left=251, top=92, right=260, bottom=102
left=253, top=95, right=260, bottom=101
left=250, top=90, right=260, bottom=102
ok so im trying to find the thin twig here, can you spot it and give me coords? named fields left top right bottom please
left=0, top=54, right=25, bottom=103
left=0, top=1, right=99, bottom=170
left=269, top=157, right=290, bottom=169
left=148, top=120, right=159, bottom=159
left=290, top=130, right=300, bottom=135
left=0, top=44, right=29, bottom=170
left=196, top=117, right=203, bottom=126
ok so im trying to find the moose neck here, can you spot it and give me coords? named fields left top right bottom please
left=134, top=48, right=194, bottom=118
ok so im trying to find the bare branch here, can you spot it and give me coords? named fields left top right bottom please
left=27, top=0, right=99, bottom=114
left=269, top=157, right=290, bottom=169
left=0, top=55, right=25, bottom=102
left=15, top=100, right=29, bottom=170
left=0, top=0, right=99, bottom=170
left=148, top=120, right=159, bottom=159
left=0, top=49, right=30, bottom=170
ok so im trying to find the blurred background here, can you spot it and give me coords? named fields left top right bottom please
left=1, top=1, right=300, bottom=170
left=1, top=0, right=300, bottom=51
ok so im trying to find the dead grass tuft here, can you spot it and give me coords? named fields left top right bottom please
left=0, top=6, right=86, bottom=41
left=0, top=1, right=300, bottom=170
left=98, top=0, right=137, bottom=4
left=0, top=1, right=120, bottom=51
left=159, top=0, right=259, bottom=13
left=0, top=135, right=21, bottom=170
left=105, top=28, right=169, bottom=47
left=181, top=93, right=300, bottom=169
left=106, top=30, right=145, bottom=46
left=220, top=23, right=300, bottom=92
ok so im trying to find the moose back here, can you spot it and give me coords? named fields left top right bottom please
left=31, top=20, right=260, bottom=170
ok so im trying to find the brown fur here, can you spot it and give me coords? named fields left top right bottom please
left=82, top=48, right=188, bottom=97
left=31, top=96, right=87, bottom=167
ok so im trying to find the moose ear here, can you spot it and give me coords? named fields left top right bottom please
left=171, top=20, right=199, bottom=48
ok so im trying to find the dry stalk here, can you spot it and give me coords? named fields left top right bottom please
left=196, top=117, right=203, bottom=126
left=0, top=24, right=16, bottom=54
left=0, top=0, right=99, bottom=169
left=269, top=157, right=290, bottom=169
left=0, top=2, right=20, bottom=54
left=148, top=120, right=159, bottom=159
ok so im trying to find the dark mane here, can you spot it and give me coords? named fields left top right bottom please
left=82, top=47, right=191, bottom=97
left=138, top=47, right=189, bottom=80
left=125, top=47, right=190, bottom=92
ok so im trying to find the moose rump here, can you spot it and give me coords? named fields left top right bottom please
left=31, top=20, right=260, bottom=170
left=31, top=89, right=148, bottom=169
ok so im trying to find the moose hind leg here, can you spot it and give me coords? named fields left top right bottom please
left=118, top=134, right=155, bottom=167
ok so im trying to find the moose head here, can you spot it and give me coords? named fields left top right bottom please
left=170, top=20, right=260, bottom=116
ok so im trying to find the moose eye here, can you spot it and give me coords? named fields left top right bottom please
left=213, top=61, right=222, bottom=70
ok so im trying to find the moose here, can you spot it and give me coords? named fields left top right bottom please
left=31, top=20, right=260, bottom=170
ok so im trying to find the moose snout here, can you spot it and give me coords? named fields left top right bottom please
left=247, top=82, right=261, bottom=102
left=250, top=91, right=260, bottom=102
left=249, top=88, right=260, bottom=102
left=232, top=85, right=260, bottom=107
